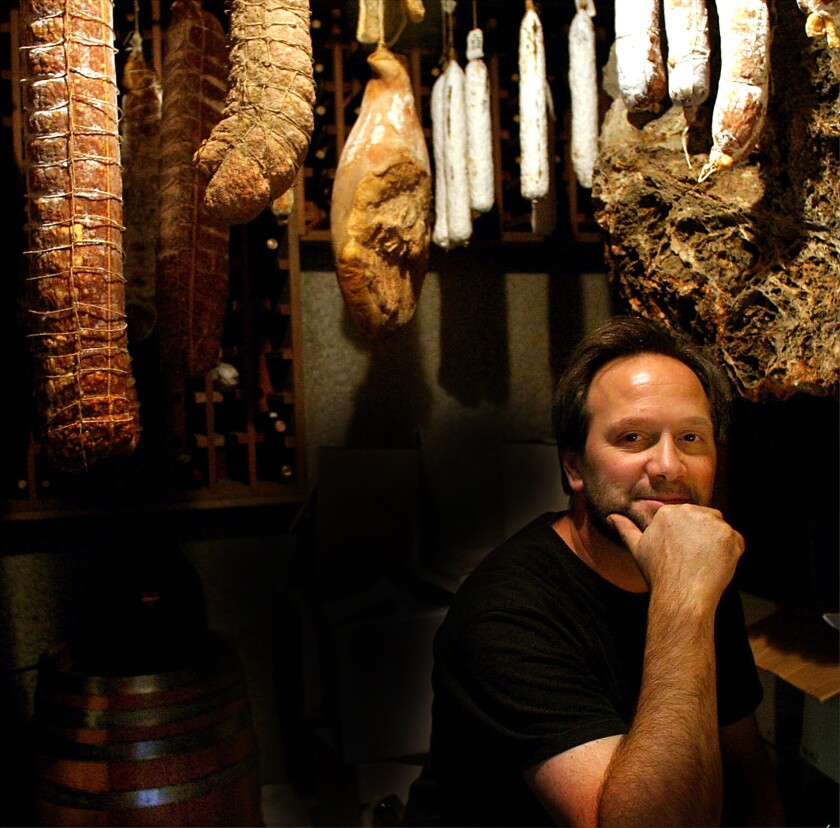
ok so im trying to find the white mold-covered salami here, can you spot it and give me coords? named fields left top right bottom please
left=664, top=0, right=710, bottom=166
left=431, top=70, right=450, bottom=249
left=519, top=0, right=549, bottom=201
left=568, top=2, right=599, bottom=189
left=465, top=28, right=494, bottom=213
left=664, top=0, right=710, bottom=121
left=797, top=0, right=839, bottom=47
left=443, top=57, right=472, bottom=246
left=614, top=0, right=667, bottom=112
left=698, top=0, right=770, bottom=182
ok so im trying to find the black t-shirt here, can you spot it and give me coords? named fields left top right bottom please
left=404, top=512, right=764, bottom=827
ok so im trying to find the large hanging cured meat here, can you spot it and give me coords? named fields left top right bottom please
left=157, top=0, right=229, bottom=378
left=330, top=46, right=432, bottom=339
left=18, top=0, right=140, bottom=472
left=193, top=0, right=316, bottom=225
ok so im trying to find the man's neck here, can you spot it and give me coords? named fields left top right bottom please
left=553, top=502, right=649, bottom=593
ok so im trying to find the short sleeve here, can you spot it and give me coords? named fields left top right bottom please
left=439, top=604, right=629, bottom=773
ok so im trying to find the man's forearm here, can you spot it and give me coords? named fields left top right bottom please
left=598, top=601, right=724, bottom=827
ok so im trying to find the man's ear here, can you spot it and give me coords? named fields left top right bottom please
left=561, top=450, right=585, bottom=493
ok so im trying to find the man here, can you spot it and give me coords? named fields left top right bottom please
left=404, top=316, right=784, bottom=827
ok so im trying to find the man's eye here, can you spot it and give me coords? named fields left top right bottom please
left=622, top=433, right=641, bottom=443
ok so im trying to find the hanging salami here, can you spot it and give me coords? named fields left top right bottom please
left=442, top=56, right=472, bottom=246
left=663, top=0, right=711, bottom=166
left=614, top=0, right=667, bottom=112
left=157, top=0, right=229, bottom=378
left=698, top=0, right=771, bottom=182
left=465, top=28, right=494, bottom=213
left=519, top=0, right=549, bottom=201
left=568, top=1, right=598, bottom=189
left=19, top=0, right=140, bottom=472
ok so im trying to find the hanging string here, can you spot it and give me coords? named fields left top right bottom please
left=125, top=0, right=143, bottom=51
left=440, top=0, right=456, bottom=60
left=472, top=0, right=477, bottom=30
left=440, top=0, right=448, bottom=63
left=378, top=0, right=385, bottom=46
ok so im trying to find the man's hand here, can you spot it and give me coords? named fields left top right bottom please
left=608, top=505, right=745, bottom=613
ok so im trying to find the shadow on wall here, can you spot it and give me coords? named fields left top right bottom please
left=437, top=248, right=510, bottom=408
left=548, top=256, right=616, bottom=379
left=343, top=304, right=433, bottom=449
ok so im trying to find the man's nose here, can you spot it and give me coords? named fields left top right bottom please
left=646, top=435, right=686, bottom=479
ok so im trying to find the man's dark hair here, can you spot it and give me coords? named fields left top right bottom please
left=552, top=316, right=732, bottom=492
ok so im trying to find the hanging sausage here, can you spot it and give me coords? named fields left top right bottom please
left=519, top=0, right=550, bottom=201
left=663, top=0, right=711, bottom=167
left=613, top=0, right=667, bottom=113
left=698, top=0, right=771, bottom=182
left=568, top=0, right=599, bottom=189
left=157, top=0, right=229, bottom=378
left=796, top=0, right=839, bottom=47
left=19, top=0, right=140, bottom=472
left=465, top=25, right=494, bottom=213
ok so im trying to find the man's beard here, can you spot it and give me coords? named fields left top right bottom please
left=583, top=481, right=701, bottom=545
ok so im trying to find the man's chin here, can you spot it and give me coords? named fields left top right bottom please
left=586, top=502, right=649, bottom=544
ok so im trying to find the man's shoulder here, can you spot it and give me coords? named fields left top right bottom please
left=446, top=511, right=584, bottom=614
left=471, top=511, right=568, bottom=576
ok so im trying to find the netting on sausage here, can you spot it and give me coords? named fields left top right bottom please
left=20, top=0, right=140, bottom=472
left=193, top=0, right=316, bottom=224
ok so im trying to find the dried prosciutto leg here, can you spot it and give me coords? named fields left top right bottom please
left=194, top=0, right=316, bottom=225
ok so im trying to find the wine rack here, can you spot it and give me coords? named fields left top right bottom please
left=299, top=1, right=608, bottom=245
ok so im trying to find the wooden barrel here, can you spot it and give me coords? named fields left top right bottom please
left=33, top=632, right=263, bottom=827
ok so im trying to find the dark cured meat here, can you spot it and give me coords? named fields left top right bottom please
left=19, top=0, right=140, bottom=472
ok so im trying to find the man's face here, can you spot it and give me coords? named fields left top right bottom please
left=563, top=353, right=717, bottom=535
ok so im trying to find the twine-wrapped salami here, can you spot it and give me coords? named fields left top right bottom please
left=157, top=0, right=229, bottom=378
left=193, top=0, right=316, bottom=225
left=19, top=0, right=140, bottom=472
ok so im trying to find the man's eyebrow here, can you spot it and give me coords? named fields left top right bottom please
left=609, top=415, right=713, bottom=429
